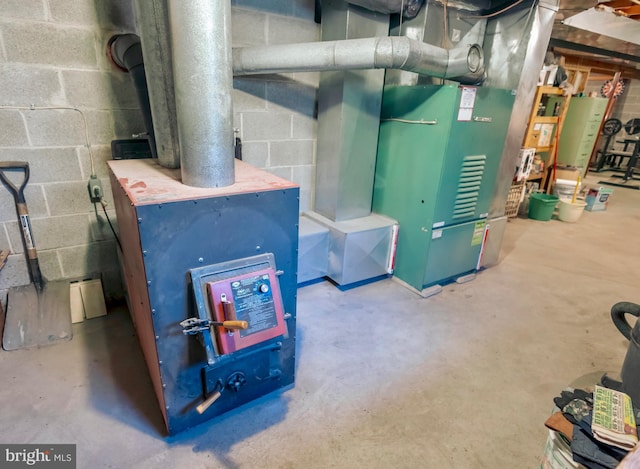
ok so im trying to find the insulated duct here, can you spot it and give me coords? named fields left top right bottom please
left=108, top=34, right=158, bottom=160
left=233, top=36, right=485, bottom=84
left=167, top=0, right=235, bottom=188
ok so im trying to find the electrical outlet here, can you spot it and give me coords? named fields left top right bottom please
left=87, top=176, right=103, bottom=203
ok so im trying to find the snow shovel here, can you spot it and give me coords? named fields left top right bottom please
left=0, top=161, right=72, bottom=350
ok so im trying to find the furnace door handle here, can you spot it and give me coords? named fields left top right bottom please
left=180, top=317, right=248, bottom=334
left=196, top=390, right=222, bottom=414
left=211, top=320, right=248, bottom=330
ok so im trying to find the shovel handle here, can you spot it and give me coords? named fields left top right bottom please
left=0, top=162, right=43, bottom=290
left=0, top=161, right=30, bottom=204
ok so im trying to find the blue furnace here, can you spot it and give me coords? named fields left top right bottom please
left=108, top=158, right=299, bottom=435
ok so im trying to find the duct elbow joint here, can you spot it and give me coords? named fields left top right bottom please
left=447, top=43, right=486, bottom=84
left=107, top=34, right=143, bottom=72
left=465, top=44, right=484, bottom=75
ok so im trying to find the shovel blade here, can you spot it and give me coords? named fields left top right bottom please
left=2, top=281, right=72, bottom=351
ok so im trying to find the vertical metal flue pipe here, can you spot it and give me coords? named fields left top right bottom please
left=133, top=0, right=181, bottom=169
left=168, top=0, right=235, bottom=187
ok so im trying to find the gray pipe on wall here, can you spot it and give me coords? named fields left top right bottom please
left=233, top=36, right=484, bottom=83
left=167, top=0, right=235, bottom=188
left=133, top=0, right=181, bottom=169
left=108, top=34, right=158, bottom=161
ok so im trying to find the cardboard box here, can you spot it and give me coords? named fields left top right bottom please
left=538, top=123, right=555, bottom=147
left=586, top=186, right=614, bottom=211
left=555, top=167, right=581, bottom=181
left=515, top=148, right=535, bottom=182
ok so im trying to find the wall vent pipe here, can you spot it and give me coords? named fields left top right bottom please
left=168, top=0, right=235, bottom=188
left=108, top=34, right=158, bottom=160
left=233, top=36, right=484, bottom=84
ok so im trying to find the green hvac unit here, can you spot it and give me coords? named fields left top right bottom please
left=372, top=85, right=515, bottom=291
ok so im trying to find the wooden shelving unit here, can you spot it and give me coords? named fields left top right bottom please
left=564, top=64, right=591, bottom=95
left=523, top=86, right=571, bottom=192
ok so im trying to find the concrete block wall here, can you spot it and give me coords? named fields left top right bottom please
left=0, top=0, right=141, bottom=305
left=0, top=0, right=320, bottom=305
left=231, top=0, right=319, bottom=212
left=615, top=80, right=640, bottom=126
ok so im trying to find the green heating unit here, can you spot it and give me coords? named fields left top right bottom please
left=373, top=84, right=515, bottom=292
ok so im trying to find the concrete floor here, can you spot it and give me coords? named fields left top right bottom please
left=1, top=174, right=639, bottom=468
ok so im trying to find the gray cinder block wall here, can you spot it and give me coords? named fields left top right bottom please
left=0, top=0, right=319, bottom=305
left=615, top=80, right=640, bottom=125
left=231, top=0, right=319, bottom=211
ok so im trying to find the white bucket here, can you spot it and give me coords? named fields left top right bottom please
left=553, top=179, right=580, bottom=200
left=557, top=199, right=587, bottom=223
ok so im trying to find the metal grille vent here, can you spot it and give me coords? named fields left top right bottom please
left=452, top=155, right=486, bottom=219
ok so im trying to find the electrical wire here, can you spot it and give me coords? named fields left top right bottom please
left=466, top=0, right=524, bottom=19
left=97, top=199, right=122, bottom=251
left=0, top=105, right=96, bottom=177
left=443, top=0, right=448, bottom=48
left=2, top=104, right=122, bottom=250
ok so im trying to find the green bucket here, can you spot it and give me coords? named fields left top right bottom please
left=528, top=193, right=559, bottom=221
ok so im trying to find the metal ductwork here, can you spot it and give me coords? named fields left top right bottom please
left=127, top=0, right=482, bottom=190
left=133, top=0, right=181, bottom=169
left=108, top=34, right=158, bottom=160
left=233, top=36, right=485, bottom=84
left=345, top=0, right=424, bottom=17
left=167, top=0, right=235, bottom=188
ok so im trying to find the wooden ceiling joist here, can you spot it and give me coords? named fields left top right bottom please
left=599, top=0, right=637, bottom=9
left=562, top=53, right=640, bottom=80
left=598, top=0, right=640, bottom=18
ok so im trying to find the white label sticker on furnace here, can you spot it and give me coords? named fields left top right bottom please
left=432, top=230, right=443, bottom=239
left=460, top=87, right=477, bottom=108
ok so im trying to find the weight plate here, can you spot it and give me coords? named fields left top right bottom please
left=602, top=118, right=622, bottom=136
left=624, top=118, right=640, bottom=136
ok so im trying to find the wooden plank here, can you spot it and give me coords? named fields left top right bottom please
left=109, top=168, right=168, bottom=430
left=615, top=5, right=640, bottom=15
left=533, top=116, right=560, bottom=124
left=0, top=295, right=4, bottom=347
left=544, top=92, right=572, bottom=193
left=0, top=250, right=9, bottom=271
left=601, top=0, right=636, bottom=9
left=0, top=250, right=8, bottom=344
left=561, top=54, right=640, bottom=80
left=69, top=283, right=85, bottom=323
left=80, top=279, right=107, bottom=319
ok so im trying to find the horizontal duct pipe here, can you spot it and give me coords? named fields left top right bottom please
left=232, top=36, right=484, bottom=83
